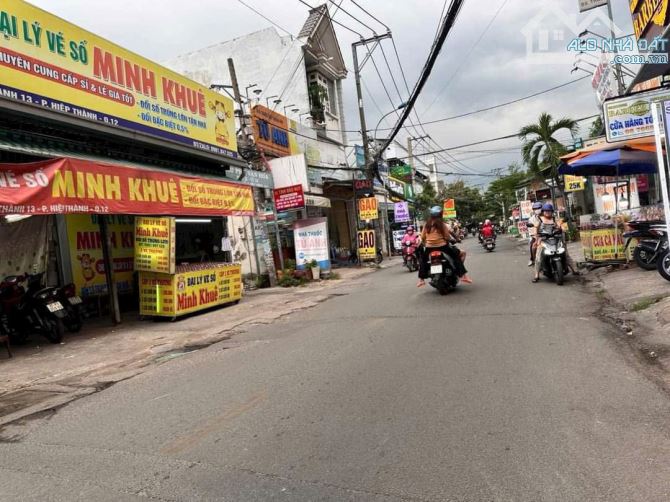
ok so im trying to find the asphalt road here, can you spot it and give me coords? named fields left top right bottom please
left=3, top=237, right=670, bottom=501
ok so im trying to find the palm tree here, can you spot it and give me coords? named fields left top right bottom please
left=518, top=113, right=578, bottom=218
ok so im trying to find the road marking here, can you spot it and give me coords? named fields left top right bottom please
left=160, top=391, right=267, bottom=455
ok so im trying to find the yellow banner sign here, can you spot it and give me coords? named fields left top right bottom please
left=66, top=214, right=134, bottom=297
left=0, top=0, right=237, bottom=158
left=139, top=264, right=242, bottom=317
left=134, top=217, right=175, bottom=274
left=358, top=197, right=378, bottom=220
left=357, top=230, right=377, bottom=260
left=564, top=175, right=585, bottom=192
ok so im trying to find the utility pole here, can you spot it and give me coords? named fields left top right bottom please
left=606, top=1, right=625, bottom=95
left=352, top=33, right=392, bottom=179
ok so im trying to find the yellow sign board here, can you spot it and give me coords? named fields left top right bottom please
left=357, top=230, right=377, bottom=260
left=65, top=214, right=134, bottom=297
left=581, top=228, right=626, bottom=261
left=358, top=197, right=378, bottom=220
left=134, top=217, right=175, bottom=274
left=139, top=264, right=242, bottom=317
left=564, top=175, right=585, bottom=192
left=0, top=0, right=237, bottom=158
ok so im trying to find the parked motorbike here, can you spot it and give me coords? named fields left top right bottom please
left=57, top=282, right=84, bottom=333
left=653, top=228, right=670, bottom=282
left=349, top=247, right=384, bottom=265
left=427, top=248, right=459, bottom=295
left=0, top=273, right=67, bottom=344
left=529, top=222, right=568, bottom=285
left=483, top=237, right=496, bottom=252
left=402, top=241, right=419, bottom=272
left=623, top=220, right=667, bottom=270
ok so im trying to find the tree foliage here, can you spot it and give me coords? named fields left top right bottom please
left=588, top=115, right=604, bottom=139
left=482, top=163, right=527, bottom=222
left=438, top=180, right=484, bottom=224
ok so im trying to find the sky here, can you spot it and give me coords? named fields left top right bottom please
left=30, top=0, right=636, bottom=188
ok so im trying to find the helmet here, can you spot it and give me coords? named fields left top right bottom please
left=532, top=201, right=543, bottom=210
left=542, top=203, right=554, bottom=212
left=485, top=219, right=491, bottom=225
left=429, top=206, right=443, bottom=217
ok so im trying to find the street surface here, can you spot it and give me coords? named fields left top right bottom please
left=3, top=238, right=670, bottom=501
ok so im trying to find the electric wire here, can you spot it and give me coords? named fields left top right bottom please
left=235, top=0, right=296, bottom=37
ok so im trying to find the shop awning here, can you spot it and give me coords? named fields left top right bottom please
left=559, top=147, right=657, bottom=176
left=0, top=158, right=255, bottom=216
left=560, top=137, right=657, bottom=164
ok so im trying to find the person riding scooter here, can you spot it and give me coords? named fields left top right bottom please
left=480, top=219, right=495, bottom=241
left=401, top=226, right=420, bottom=269
left=417, top=206, right=472, bottom=287
left=532, top=203, right=578, bottom=283
left=527, top=201, right=543, bottom=267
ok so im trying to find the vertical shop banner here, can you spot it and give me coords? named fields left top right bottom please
left=273, top=184, right=305, bottom=211
left=293, top=217, right=330, bottom=269
left=66, top=214, right=134, bottom=297
left=392, top=230, right=405, bottom=252
left=357, top=230, right=377, bottom=260
left=393, top=201, right=410, bottom=223
left=358, top=197, right=379, bottom=220
left=564, top=175, right=585, bottom=192
left=443, top=199, right=457, bottom=220
left=593, top=178, right=639, bottom=214
left=520, top=200, right=533, bottom=219
left=0, top=0, right=237, bottom=157
left=134, top=217, right=175, bottom=274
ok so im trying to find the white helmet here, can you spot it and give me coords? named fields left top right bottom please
left=485, top=219, right=491, bottom=225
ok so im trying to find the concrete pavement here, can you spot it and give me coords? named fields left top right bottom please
left=2, top=237, right=670, bottom=501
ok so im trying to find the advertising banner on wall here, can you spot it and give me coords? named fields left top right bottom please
left=65, top=214, right=134, bottom=297
left=273, top=184, right=305, bottom=212
left=357, top=230, right=377, bottom=260
left=443, top=199, right=457, bottom=220
left=358, top=197, right=379, bottom=220
left=252, top=105, right=290, bottom=158
left=0, top=0, right=237, bottom=158
left=604, top=88, right=670, bottom=142
left=293, top=217, right=330, bottom=270
left=0, top=158, right=254, bottom=216
left=134, top=216, right=176, bottom=274
left=393, top=201, right=411, bottom=223
left=593, top=178, right=640, bottom=214
left=520, top=200, right=533, bottom=219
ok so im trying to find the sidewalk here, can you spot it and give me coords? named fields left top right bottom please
left=0, top=265, right=382, bottom=427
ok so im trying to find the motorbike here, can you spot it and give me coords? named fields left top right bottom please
left=529, top=222, right=568, bottom=285
left=57, top=282, right=84, bottom=333
left=653, top=229, right=670, bottom=282
left=0, top=273, right=67, bottom=344
left=623, top=220, right=667, bottom=270
left=349, top=247, right=384, bottom=265
left=483, top=237, right=496, bottom=252
left=427, top=248, right=459, bottom=295
left=401, top=241, right=419, bottom=272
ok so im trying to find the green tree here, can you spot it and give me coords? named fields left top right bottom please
left=483, top=163, right=527, bottom=223
left=438, top=180, right=484, bottom=224
left=588, top=115, right=604, bottom=139
left=413, top=181, right=438, bottom=218
left=518, top=112, right=578, bottom=220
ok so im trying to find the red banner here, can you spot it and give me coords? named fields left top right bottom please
left=0, top=158, right=255, bottom=216
left=273, top=184, right=305, bottom=212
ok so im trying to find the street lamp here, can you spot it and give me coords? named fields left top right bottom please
left=373, top=102, right=407, bottom=143
left=283, top=104, right=296, bottom=116
left=265, top=95, right=278, bottom=107
left=245, top=83, right=258, bottom=103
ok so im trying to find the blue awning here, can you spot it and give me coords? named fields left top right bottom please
left=559, top=148, right=658, bottom=177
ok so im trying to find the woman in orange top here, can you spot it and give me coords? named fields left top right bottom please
left=417, top=206, right=472, bottom=287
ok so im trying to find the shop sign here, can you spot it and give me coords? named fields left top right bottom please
left=0, top=158, right=255, bottom=216
left=357, top=230, right=377, bottom=260
left=392, top=229, right=405, bottom=252
left=0, top=0, right=237, bottom=158
left=390, top=164, right=412, bottom=183
left=358, top=197, right=378, bottom=220
left=591, top=53, right=615, bottom=105
left=564, top=175, right=586, bottom=192
left=517, top=221, right=528, bottom=235
left=387, top=176, right=413, bottom=201
left=630, top=0, right=670, bottom=42
left=66, top=214, right=134, bottom=297
left=139, top=264, right=242, bottom=317
left=443, top=199, right=457, bottom=220
left=252, top=105, right=290, bottom=157
left=134, top=216, right=175, bottom=274
left=579, top=0, right=607, bottom=12
left=273, top=184, right=305, bottom=211
left=590, top=229, right=625, bottom=260
left=604, top=87, right=670, bottom=142
left=225, top=167, right=274, bottom=189
left=638, top=174, right=650, bottom=192
left=394, top=201, right=411, bottom=223
left=293, top=217, right=330, bottom=269
left=593, top=178, right=640, bottom=214
left=353, top=178, right=374, bottom=196
left=520, top=200, right=533, bottom=219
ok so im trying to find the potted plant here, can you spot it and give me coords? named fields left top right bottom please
left=308, top=259, right=320, bottom=280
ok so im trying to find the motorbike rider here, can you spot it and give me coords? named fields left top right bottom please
left=532, top=203, right=578, bottom=283
left=481, top=219, right=495, bottom=240
left=417, top=206, right=472, bottom=287
left=401, top=226, right=420, bottom=261
left=527, top=202, right=543, bottom=267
